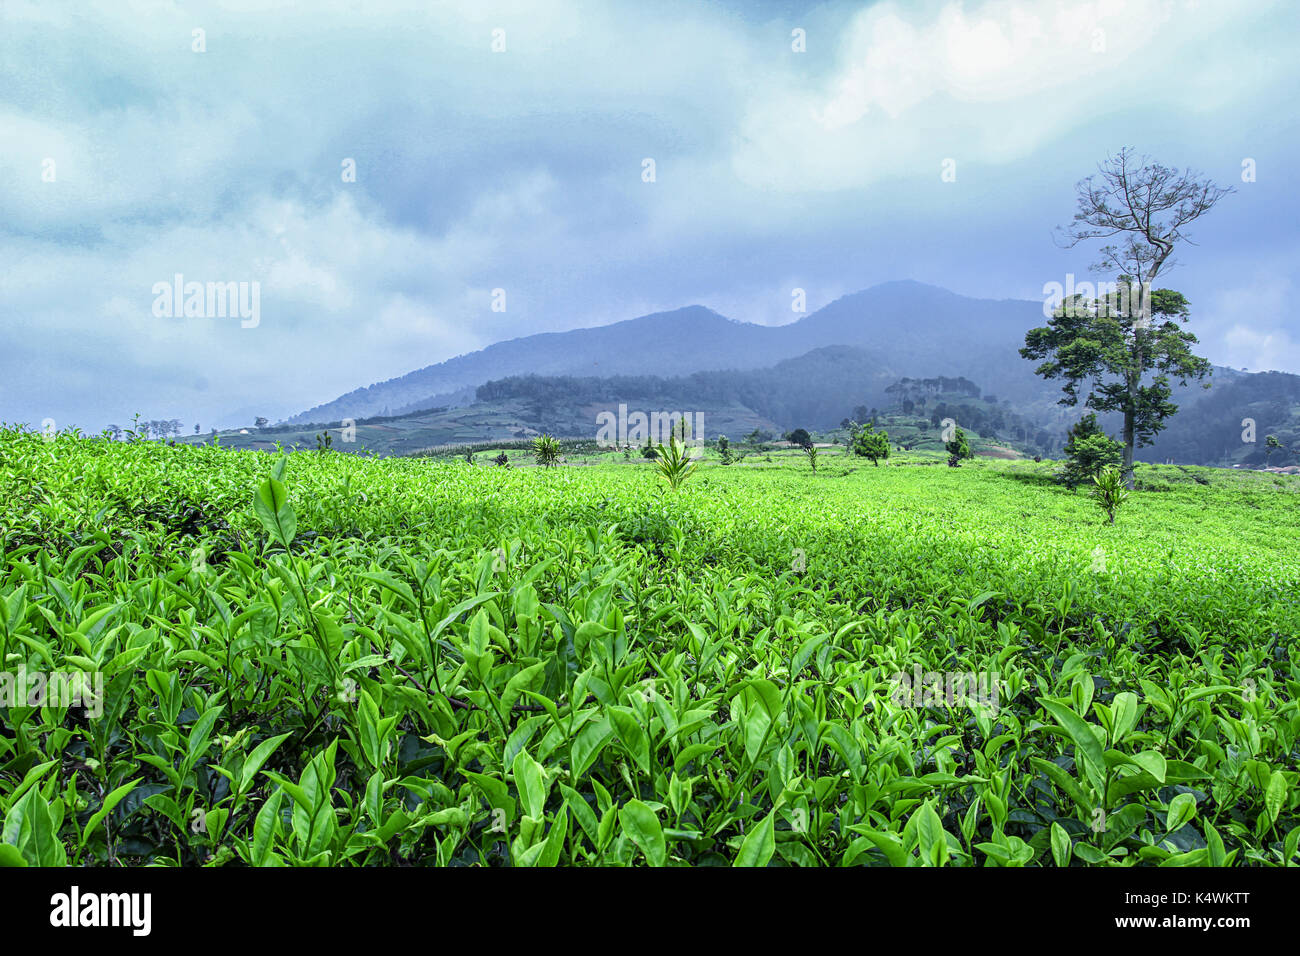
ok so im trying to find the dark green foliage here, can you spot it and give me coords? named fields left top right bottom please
left=1061, top=414, right=1123, bottom=488
left=785, top=428, right=812, bottom=449
left=717, top=435, right=735, bottom=465
left=1265, top=435, right=1282, bottom=466
left=945, top=427, right=972, bottom=466
left=1025, top=151, right=1231, bottom=486
left=1023, top=285, right=1211, bottom=486
left=1141, top=371, right=1300, bottom=467
left=852, top=421, right=890, bottom=466
left=477, top=347, right=896, bottom=434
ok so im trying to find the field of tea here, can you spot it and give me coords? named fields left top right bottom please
left=1, top=427, right=1297, bottom=867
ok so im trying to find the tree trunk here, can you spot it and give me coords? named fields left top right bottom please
left=1122, top=375, right=1137, bottom=490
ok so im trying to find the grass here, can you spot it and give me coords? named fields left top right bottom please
left=0, top=426, right=1297, bottom=866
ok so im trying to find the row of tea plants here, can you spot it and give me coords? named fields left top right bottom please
left=0, top=428, right=1297, bottom=865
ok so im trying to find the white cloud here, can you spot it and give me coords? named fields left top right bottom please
left=1201, top=272, right=1300, bottom=372
left=732, top=0, right=1285, bottom=191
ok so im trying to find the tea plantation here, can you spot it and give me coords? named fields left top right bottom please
left=1, top=428, right=1297, bottom=866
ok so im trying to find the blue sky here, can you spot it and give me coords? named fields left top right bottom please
left=3, top=0, right=1298, bottom=431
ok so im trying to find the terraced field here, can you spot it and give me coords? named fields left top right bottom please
left=1, top=428, right=1297, bottom=866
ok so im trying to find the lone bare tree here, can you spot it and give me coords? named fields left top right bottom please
left=1023, top=148, right=1232, bottom=488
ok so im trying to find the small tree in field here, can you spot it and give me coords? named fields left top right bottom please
left=532, top=434, right=561, bottom=467
left=1091, top=466, right=1130, bottom=524
left=717, top=434, right=734, bottom=465
left=785, top=428, right=812, bottom=449
left=1264, top=435, right=1282, bottom=466
left=852, top=422, right=890, bottom=466
left=655, top=430, right=697, bottom=491
left=946, top=427, right=972, bottom=466
left=1061, top=413, right=1122, bottom=488
left=803, top=443, right=819, bottom=473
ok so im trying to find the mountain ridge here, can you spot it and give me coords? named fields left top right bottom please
left=286, top=281, right=1048, bottom=424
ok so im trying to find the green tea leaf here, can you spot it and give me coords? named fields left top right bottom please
left=734, top=810, right=776, bottom=868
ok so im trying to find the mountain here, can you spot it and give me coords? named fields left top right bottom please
left=769, top=283, right=1047, bottom=400
left=275, top=280, right=1300, bottom=469
left=287, top=281, right=1050, bottom=424
left=200, top=339, right=1300, bottom=467
left=288, top=304, right=771, bottom=424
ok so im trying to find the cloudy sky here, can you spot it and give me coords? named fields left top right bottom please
left=3, top=0, right=1297, bottom=432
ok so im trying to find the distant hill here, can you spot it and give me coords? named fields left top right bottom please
left=1138, top=369, right=1300, bottom=467
left=287, top=281, right=1053, bottom=424
left=196, top=342, right=1300, bottom=467
left=192, top=345, right=893, bottom=454
left=185, top=396, right=785, bottom=457
left=287, top=304, right=766, bottom=424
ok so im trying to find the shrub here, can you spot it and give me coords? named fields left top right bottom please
left=945, top=426, right=972, bottom=466
left=655, top=430, right=697, bottom=491
left=717, top=434, right=733, bottom=465
left=1090, top=466, right=1130, bottom=524
left=1, top=427, right=1296, bottom=867
left=1061, top=414, right=1122, bottom=488
left=531, top=434, right=561, bottom=467
left=1265, top=435, right=1283, bottom=466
